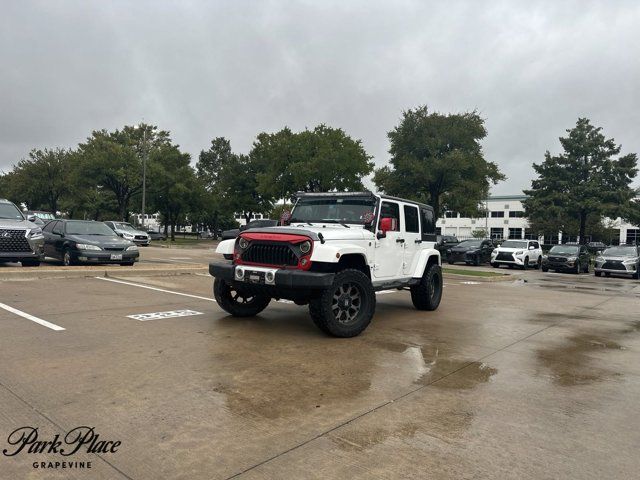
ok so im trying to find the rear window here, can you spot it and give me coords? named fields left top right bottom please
left=403, top=205, right=419, bottom=233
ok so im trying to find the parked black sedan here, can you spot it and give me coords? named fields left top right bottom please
left=542, top=244, right=590, bottom=273
left=447, top=239, right=495, bottom=266
left=42, top=220, right=139, bottom=266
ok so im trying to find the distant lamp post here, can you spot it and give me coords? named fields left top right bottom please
left=138, top=124, right=148, bottom=230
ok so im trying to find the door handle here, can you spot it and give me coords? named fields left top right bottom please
left=414, top=239, right=422, bottom=244
left=396, top=238, right=405, bottom=244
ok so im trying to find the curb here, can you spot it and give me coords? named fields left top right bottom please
left=0, top=265, right=208, bottom=281
left=443, top=272, right=514, bottom=282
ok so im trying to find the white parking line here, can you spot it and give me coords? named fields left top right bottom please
left=95, top=277, right=216, bottom=302
left=0, top=302, right=65, bottom=331
left=128, top=309, right=204, bottom=321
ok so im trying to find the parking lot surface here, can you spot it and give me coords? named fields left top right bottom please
left=1, top=248, right=639, bottom=479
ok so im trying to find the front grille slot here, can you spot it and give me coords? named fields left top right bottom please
left=104, top=247, right=125, bottom=252
left=0, top=229, right=31, bottom=253
left=496, top=252, right=513, bottom=261
left=602, top=261, right=625, bottom=270
left=242, top=242, right=298, bottom=267
left=548, top=256, right=567, bottom=263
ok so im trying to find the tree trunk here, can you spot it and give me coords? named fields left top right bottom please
left=579, top=210, right=587, bottom=245
left=244, top=212, right=253, bottom=223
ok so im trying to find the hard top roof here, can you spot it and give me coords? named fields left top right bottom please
left=294, top=191, right=432, bottom=210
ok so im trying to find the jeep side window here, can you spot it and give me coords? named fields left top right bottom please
left=419, top=207, right=436, bottom=241
left=403, top=205, right=419, bottom=233
left=52, top=221, right=63, bottom=235
left=379, top=201, right=400, bottom=231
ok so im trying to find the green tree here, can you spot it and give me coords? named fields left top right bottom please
left=197, top=138, right=272, bottom=223
left=251, top=124, right=374, bottom=201
left=523, top=118, right=638, bottom=243
left=373, top=106, right=504, bottom=217
left=3, top=148, right=73, bottom=212
left=77, top=124, right=171, bottom=221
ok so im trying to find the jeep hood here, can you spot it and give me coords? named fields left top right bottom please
left=241, top=225, right=373, bottom=242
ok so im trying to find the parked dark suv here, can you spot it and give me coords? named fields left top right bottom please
left=542, top=244, right=590, bottom=273
left=0, top=198, right=44, bottom=266
left=221, top=219, right=278, bottom=240
left=447, top=238, right=495, bottom=266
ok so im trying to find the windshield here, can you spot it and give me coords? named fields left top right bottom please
left=0, top=202, right=24, bottom=220
left=35, top=212, right=55, bottom=220
left=65, top=221, right=117, bottom=236
left=457, top=240, right=482, bottom=247
left=549, top=245, right=579, bottom=254
left=602, top=246, right=639, bottom=257
left=114, top=222, right=137, bottom=232
left=501, top=240, right=528, bottom=249
left=291, top=196, right=376, bottom=225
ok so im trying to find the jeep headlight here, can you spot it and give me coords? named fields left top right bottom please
left=76, top=243, right=102, bottom=251
left=126, top=245, right=138, bottom=251
left=299, top=240, right=311, bottom=254
left=238, top=237, right=249, bottom=249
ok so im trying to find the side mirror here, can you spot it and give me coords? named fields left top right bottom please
left=117, top=232, right=124, bottom=237
left=27, top=215, right=37, bottom=222
left=377, top=217, right=396, bottom=239
left=529, top=245, right=535, bottom=250
left=239, top=225, right=247, bottom=231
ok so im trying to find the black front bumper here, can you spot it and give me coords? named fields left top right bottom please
left=209, top=262, right=334, bottom=289
left=544, top=261, right=573, bottom=271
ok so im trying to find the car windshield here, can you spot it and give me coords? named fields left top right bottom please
left=501, top=240, right=528, bottom=248
left=114, top=222, right=137, bottom=232
left=65, top=221, right=116, bottom=236
left=35, top=212, right=55, bottom=220
left=291, top=196, right=376, bottom=225
left=602, top=246, right=639, bottom=257
left=457, top=240, right=482, bottom=247
left=0, top=203, right=24, bottom=220
left=549, top=245, right=579, bottom=254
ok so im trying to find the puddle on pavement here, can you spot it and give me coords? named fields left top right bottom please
left=536, top=333, right=625, bottom=387
left=619, top=320, right=640, bottom=334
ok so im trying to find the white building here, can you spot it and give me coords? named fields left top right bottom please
left=437, top=195, right=531, bottom=241
left=436, top=194, right=639, bottom=245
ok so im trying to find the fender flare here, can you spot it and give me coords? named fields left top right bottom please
left=216, top=239, right=235, bottom=255
left=412, top=248, right=441, bottom=278
left=310, top=244, right=370, bottom=264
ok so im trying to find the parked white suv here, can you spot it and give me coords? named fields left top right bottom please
left=209, top=192, right=443, bottom=337
left=491, top=239, right=543, bottom=269
left=104, top=221, right=151, bottom=246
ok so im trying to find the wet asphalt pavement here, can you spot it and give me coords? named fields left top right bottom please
left=1, top=247, right=639, bottom=479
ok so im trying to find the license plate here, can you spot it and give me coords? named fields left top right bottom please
left=245, top=270, right=265, bottom=284
left=110, top=254, right=123, bottom=260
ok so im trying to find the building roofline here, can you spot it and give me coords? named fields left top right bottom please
left=486, top=195, right=529, bottom=201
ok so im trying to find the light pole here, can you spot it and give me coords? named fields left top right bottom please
left=141, top=125, right=147, bottom=230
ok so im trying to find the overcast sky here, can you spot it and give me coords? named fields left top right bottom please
left=2, top=0, right=639, bottom=195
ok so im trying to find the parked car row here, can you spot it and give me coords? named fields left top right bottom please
left=440, top=232, right=639, bottom=279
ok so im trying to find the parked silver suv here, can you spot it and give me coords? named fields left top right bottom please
left=594, top=245, right=640, bottom=279
left=0, top=199, right=45, bottom=266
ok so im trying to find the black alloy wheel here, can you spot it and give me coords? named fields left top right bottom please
left=213, top=278, right=271, bottom=317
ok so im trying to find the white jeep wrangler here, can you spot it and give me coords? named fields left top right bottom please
left=209, top=192, right=443, bottom=337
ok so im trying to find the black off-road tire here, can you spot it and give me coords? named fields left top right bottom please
left=21, top=259, right=40, bottom=267
left=213, top=278, right=271, bottom=317
left=410, top=263, right=443, bottom=311
left=308, top=269, right=376, bottom=337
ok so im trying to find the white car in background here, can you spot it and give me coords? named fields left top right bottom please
left=104, top=221, right=151, bottom=246
left=491, top=239, right=543, bottom=269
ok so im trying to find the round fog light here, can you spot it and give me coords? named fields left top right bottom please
left=235, top=267, right=244, bottom=280
left=266, top=271, right=275, bottom=283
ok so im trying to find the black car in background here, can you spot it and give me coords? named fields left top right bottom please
left=436, top=235, right=459, bottom=260
left=542, top=244, right=590, bottom=273
left=447, top=239, right=495, bottom=266
left=221, top=219, right=278, bottom=240
left=42, top=220, right=139, bottom=266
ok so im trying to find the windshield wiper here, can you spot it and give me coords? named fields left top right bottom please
left=339, top=223, right=350, bottom=228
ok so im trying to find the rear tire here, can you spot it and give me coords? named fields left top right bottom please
left=448, top=260, right=454, bottom=265
left=491, top=262, right=499, bottom=268
left=213, top=278, right=271, bottom=317
left=21, top=259, right=40, bottom=267
left=410, top=263, right=443, bottom=311
left=594, top=271, right=601, bottom=277
left=309, top=269, right=375, bottom=337
left=541, top=266, right=548, bottom=272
